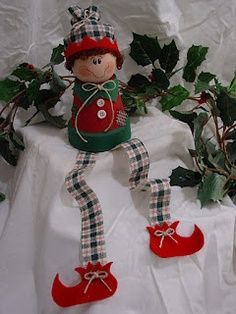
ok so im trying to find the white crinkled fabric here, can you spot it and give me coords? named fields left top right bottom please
left=0, top=1, right=236, bottom=314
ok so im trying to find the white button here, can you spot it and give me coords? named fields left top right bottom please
left=97, top=110, right=107, bottom=119
left=97, top=99, right=105, bottom=107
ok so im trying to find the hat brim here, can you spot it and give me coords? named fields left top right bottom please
left=64, top=36, right=121, bottom=60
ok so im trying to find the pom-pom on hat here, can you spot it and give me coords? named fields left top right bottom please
left=64, top=5, right=122, bottom=61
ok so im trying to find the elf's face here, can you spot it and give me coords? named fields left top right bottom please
left=72, top=53, right=117, bottom=83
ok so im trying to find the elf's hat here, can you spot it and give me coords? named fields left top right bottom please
left=64, top=5, right=122, bottom=61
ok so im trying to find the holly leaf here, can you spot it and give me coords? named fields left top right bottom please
left=0, top=192, right=5, bottom=202
left=50, top=44, right=65, bottom=65
left=0, top=78, right=23, bottom=102
left=129, top=33, right=161, bottom=66
left=169, top=110, right=197, bottom=133
left=50, top=69, right=67, bottom=93
left=37, top=103, right=66, bottom=128
left=34, top=89, right=60, bottom=110
left=197, top=173, right=227, bottom=206
left=225, top=129, right=236, bottom=140
left=160, top=85, right=189, bottom=111
left=159, top=40, right=179, bottom=74
left=192, top=112, right=209, bottom=159
left=183, top=45, right=209, bottom=82
left=195, top=72, right=216, bottom=94
left=151, top=69, right=170, bottom=90
left=193, top=112, right=208, bottom=147
left=128, top=74, right=150, bottom=89
left=169, top=166, right=202, bottom=187
left=0, top=137, right=17, bottom=166
left=208, top=151, right=225, bottom=169
left=11, top=67, right=37, bottom=82
left=216, top=90, right=236, bottom=126
left=228, top=72, right=236, bottom=97
left=15, top=91, right=32, bottom=110
left=226, top=141, right=236, bottom=163
left=27, top=79, right=40, bottom=102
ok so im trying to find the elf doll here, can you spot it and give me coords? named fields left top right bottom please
left=64, top=5, right=131, bottom=152
left=51, top=5, right=204, bottom=308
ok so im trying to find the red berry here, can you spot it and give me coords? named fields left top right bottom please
left=197, top=92, right=210, bottom=105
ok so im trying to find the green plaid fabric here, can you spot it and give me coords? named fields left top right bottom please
left=64, top=5, right=115, bottom=49
left=65, top=151, right=107, bottom=266
left=121, top=138, right=171, bottom=224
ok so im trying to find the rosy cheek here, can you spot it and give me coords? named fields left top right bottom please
left=76, top=66, right=90, bottom=77
left=106, top=61, right=115, bottom=73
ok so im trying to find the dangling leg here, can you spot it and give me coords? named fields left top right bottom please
left=120, top=138, right=204, bottom=258
left=51, top=151, right=117, bottom=307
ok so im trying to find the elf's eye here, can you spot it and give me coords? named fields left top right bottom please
left=98, top=58, right=102, bottom=64
left=92, top=59, right=97, bottom=65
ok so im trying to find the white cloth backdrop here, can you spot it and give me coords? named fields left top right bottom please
left=0, top=1, right=236, bottom=314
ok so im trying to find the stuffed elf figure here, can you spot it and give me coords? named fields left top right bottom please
left=64, top=5, right=131, bottom=152
left=51, top=5, right=204, bottom=308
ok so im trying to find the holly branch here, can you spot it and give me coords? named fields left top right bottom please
left=120, top=33, right=236, bottom=206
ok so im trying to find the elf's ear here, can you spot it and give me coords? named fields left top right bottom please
left=116, top=54, right=124, bottom=70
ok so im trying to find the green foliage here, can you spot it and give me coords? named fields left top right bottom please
left=170, top=166, right=202, bottom=187
left=160, top=85, right=189, bottom=111
left=0, top=43, right=71, bottom=167
left=0, top=192, right=5, bottom=202
left=195, top=72, right=216, bottom=94
left=169, top=110, right=197, bottom=133
left=50, top=44, right=65, bottom=65
left=183, top=45, right=208, bottom=82
left=126, top=33, right=236, bottom=206
left=197, top=173, right=227, bottom=206
left=151, top=69, right=170, bottom=90
left=129, top=33, right=161, bottom=66
left=159, top=40, right=179, bottom=75
left=0, top=79, right=23, bottom=102
left=216, top=90, right=236, bottom=126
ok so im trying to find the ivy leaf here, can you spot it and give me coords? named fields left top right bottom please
left=169, top=110, right=197, bottom=133
left=0, top=78, right=23, bottom=102
left=129, top=33, right=161, bottom=66
left=11, top=67, right=37, bottom=82
left=127, top=74, right=150, bottom=89
left=9, top=132, right=24, bottom=151
left=160, top=85, right=189, bottom=111
left=0, top=137, right=17, bottom=166
left=50, top=70, right=67, bottom=93
left=195, top=72, right=216, bottom=94
left=183, top=45, right=209, bottom=82
left=169, top=166, right=202, bottom=187
left=151, top=69, right=170, bottom=90
left=0, top=192, right=5, bottom=202
left=50, top=44, right=65, bottom=65
left=159, top=40, right=179, bottom=74
left=197, top=173, right=227, bottom=206
left=216, top=90, right=236, bottom=126
left=27, top=79, right=41, bottom=102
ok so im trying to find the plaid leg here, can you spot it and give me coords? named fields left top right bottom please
left=65, top=151, right=107, bottom=266
left=120, top=138, right=171, bottom=224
